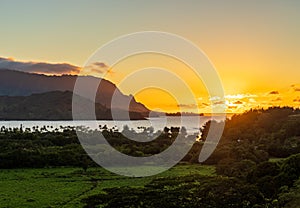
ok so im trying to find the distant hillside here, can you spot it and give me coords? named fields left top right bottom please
left=0, top=91, right=147, bottom=120
left=0, top=69, right=150, bottom=117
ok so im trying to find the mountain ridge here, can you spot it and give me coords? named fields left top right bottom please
left=0, top=69, right=150, bottom=120
left=0, top=90, right=147, bottom=120
left=0, top=69, right=149, bottom=111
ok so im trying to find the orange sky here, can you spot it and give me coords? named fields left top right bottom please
left=1, top=1, right=299, bottom=113
left=82, top=52, right=300, bottom=114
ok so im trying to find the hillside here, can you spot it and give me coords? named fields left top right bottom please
left=0, top=91, right=147, bottom=120
left=0, top=69, right=150, bottom=116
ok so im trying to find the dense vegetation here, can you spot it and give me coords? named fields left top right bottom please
left=0, top=90, right=147, bottom=120
left=0, top=107, right=300, bottom=207
left=82, top=153, right=300, bottom=208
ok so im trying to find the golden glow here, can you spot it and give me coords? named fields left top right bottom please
left=91, top=52, right=300, bottom=114
left=98, top=53, right=209, bottom=113
left=134, top=88, right=180, bottom=113
left=4, top=55, right=300, bottom=114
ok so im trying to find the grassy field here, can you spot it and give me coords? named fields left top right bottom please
left=0, top=164, right=215, bottom=208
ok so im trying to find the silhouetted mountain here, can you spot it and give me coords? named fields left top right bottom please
left=0, top=69, right=150, bottom=118
left=0, top=91, right=147, bottom=120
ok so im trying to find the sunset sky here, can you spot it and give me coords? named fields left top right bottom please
left=1, top=0, right=299, bottom=113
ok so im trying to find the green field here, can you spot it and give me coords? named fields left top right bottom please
left=0, top=164, right=215, bottom=208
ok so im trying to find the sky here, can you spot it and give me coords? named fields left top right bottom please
left=1, top=0, right=299, bottom=113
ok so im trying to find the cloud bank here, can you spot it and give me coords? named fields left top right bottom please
left=0, top=57, right=80, bottom=75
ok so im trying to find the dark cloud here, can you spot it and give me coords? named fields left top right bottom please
left=0, top=57, right=80, bottom=75
left=233, top=100, right=243, bottom=105
left=272, top=97, right=282, bottom=102
left=92, top=62, right=109, bottom=68
left=269, top=91, right=279, bottom=95
left=293, top=98, right=300, bottom=102
left=85, top=62, right=112, bottom=74
left=291, top=84, right=300, bottom=92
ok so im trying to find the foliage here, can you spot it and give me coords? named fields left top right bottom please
left=0, top=107, right=300, bottom=207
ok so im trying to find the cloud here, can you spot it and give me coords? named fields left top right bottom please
left=233, top=100, right=243, bottom=105
left=225, top=94, right=257, bottom=99
left=228, top=105, right=238, bottom=109
left=0, top=57, right=80, bottom=75
left=177, top=104, right=198, bottom=109
left=271, top=97, right=282, bottom=102
left=293, top=97, right=300, bottom=102
left=210, top=96, right=226, bottom=106
left=85, top=62, right=112, bottom=74
left=93, top=62, right=109, bottom=68
left=249, top=98, right=256, bottom=103
left=213, top=101, right=225, bottom=105
left=291, top=84, right=300, bottom=92
left=209, top=96, right=222, bottom=101
left=269, top=91, right=279, bottom=95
